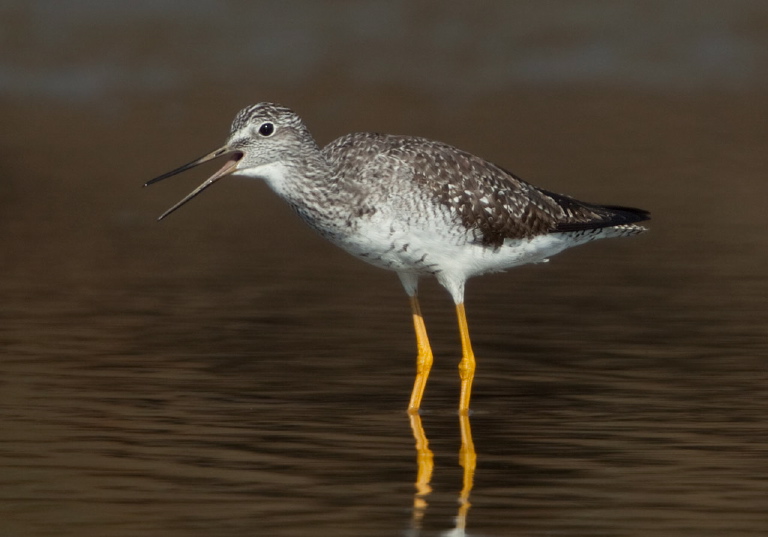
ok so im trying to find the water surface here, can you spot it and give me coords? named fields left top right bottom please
left=2, top=3, right=768, bottom=536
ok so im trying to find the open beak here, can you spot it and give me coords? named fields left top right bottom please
left=145, top=146, right=243, bottom=221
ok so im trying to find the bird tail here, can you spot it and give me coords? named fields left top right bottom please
left=540, top=188, right=650, bottom=234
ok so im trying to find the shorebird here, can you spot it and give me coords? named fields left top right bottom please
left=146, top=102, right=649, bottom=414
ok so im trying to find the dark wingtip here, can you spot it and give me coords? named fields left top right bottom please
left=601, top=205, right=651, bottom=223
left=554, top=204, right=650, bottom=233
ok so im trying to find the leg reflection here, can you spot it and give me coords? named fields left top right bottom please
left=407, top=412, right=477, bottom=534
left=409, top=412, right=434, bottom=529
left=456, top=412, right=476, bottom=531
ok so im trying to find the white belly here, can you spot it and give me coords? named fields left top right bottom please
left=331, top=214, right=594, bottom=280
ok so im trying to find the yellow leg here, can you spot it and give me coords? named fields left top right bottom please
left=456, top=302, right=476, bottom=414
left=408, top=295, right=434, bottom=413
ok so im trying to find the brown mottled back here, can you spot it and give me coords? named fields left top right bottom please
left=329, top=134, right=649, bottom=248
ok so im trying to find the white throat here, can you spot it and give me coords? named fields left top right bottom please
left=234, top=161, right=292, bottom=197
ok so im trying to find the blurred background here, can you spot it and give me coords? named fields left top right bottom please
left=2, top=2, right=767, bottom=536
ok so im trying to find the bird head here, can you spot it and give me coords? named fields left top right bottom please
left=145, top=102, right=314, bottom=220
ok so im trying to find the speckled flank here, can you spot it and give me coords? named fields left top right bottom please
left=322, top=133, right=649, bottom=250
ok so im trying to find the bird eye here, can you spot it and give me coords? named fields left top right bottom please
left=258, top=122, right=275, bottom=137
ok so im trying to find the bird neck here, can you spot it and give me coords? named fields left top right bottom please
left=266, top=150, right=353, bottom=231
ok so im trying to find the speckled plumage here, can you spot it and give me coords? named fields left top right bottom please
left=321, top=131, right=648, bottom=246
left=147, top=102, right=650, bottom=411
left=150, top=102, right=649, bottom=299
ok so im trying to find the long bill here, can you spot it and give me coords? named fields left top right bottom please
left=144, top=146, right=243, bottom=221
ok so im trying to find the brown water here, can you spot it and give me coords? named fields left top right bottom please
left=2, top=3, right=768, bottom=536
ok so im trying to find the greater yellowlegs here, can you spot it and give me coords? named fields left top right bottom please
left=146, top=102, right=649, bottom=414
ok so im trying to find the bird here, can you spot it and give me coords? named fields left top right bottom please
left=146, top=102, right=649, bottom=414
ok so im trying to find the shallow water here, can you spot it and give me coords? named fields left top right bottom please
left=2, top=237, right=767, bottom=536
left=2, top=3, right=768, bottom=536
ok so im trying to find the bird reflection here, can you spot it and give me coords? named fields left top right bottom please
left=457, top=413, right=476, bottom=528
left=408, top=412, right=476, bottom=535
left=409, top=412, right=434, bottom=527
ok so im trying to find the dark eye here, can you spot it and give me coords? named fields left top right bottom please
left=258, top=122, right=275, bottom=136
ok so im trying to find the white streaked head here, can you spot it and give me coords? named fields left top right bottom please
left=145, top=102, right=318, bottom=220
